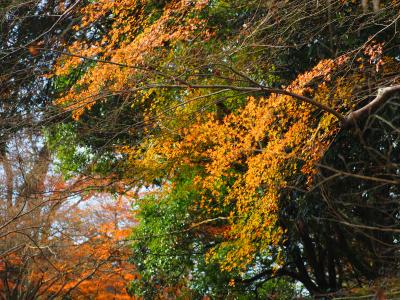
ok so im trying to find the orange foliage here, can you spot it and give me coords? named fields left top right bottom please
left=0, top=180, right=137, bottom=299
left=41, top=195, right=137, bottom=299
left=51, top=0, right=400, bottom=278
left=54, top=0, right=211, bottom=120
left=131, top=57, right=361, bottom=271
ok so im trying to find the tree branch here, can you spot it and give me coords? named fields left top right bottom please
left=343, top=85, right=400, bottom=128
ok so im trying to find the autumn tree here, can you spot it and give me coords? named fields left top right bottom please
left=0, top=129, right=137, bottom=299
left=41, top=193, right=136, bottom=299
left=0, top=1, right=138, bottom=299
left=36, top=0, right=400, bottom=297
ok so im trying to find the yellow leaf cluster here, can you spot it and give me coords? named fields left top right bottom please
left=135, top=57, right=363, bottom=271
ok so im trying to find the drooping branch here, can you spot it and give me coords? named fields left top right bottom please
left=49, top=48, right=400, bottom=128
left=140, top=84, right=400, bottom=128
left=122, top=83, right=345, bottom=121
left=44, top=48, right=347, bottom=122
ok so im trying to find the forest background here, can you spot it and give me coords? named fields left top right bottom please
left=0, top=0, right=400, bottom=299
